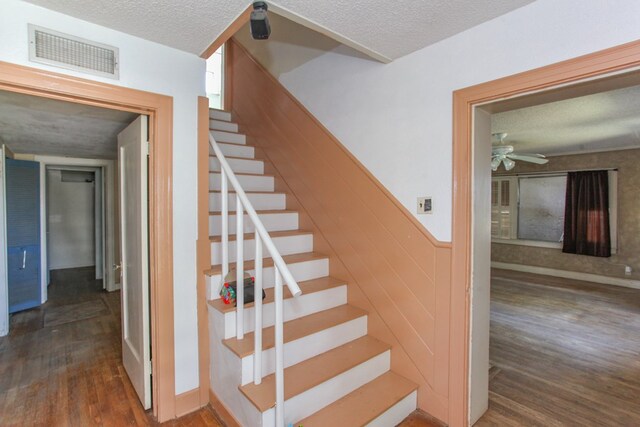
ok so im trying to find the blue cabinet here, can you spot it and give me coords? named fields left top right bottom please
left=5, top=158, right=41, bottom=313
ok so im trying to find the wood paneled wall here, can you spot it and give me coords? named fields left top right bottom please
left=228, top=39, right=452, bottom=422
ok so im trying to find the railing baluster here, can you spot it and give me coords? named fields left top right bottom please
left=236, top=195, right=244, bottom=339
left=209, top=132, right=302, bottom=426
left=254, top=231, right=263, bottom=385
left=220, top=169, right=229, bottom=279
left=274, top=268, right=284, bottom=427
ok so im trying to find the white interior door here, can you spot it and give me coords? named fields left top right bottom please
left=117, top=115, right=151, bottom=409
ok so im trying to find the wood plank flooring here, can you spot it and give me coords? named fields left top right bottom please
left=475, top=269, right=640, bottom=426
left=0, top=267, right=221, bottom=426
left=10, top=266, right=633, bottom=426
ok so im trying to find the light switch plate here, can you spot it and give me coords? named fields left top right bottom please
left=417, top=197, right=432, bottom=214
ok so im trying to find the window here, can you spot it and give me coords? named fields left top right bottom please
left=491, top=172, right=618, bottom=252
left=517, top=176, right=566, bottom=242
left=206, top=45, right=224, bottom=109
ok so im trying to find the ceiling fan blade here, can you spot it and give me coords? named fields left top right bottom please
left=507, top=154, right=549, bottom=164
left=512, top=152, right=546, bottom=158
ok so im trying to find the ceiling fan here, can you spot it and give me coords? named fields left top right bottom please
left=491, top=132, right=549, bottom=171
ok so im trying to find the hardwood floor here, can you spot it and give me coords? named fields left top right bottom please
left=10, top=266, right=634, bottom=426
left=0, top=267, right=222, bottom=426
left=475, top=269, right=640, bottom=426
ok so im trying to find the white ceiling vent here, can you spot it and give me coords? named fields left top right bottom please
left=28, top=24, right=119, bottom=79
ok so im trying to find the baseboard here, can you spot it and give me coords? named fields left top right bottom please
left=491, top=262, right=640, bottom=290
left=175, top=388, right=203, bottom=418
left=209, top=388, right=241, bottom=427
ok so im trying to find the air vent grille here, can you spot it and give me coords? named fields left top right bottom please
left=28, top=25, right=119, bottom=79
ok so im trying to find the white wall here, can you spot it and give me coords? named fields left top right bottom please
left=0, top=0, right=205, bottom=394
left=258, top=0, right=640, bottom=242
left=47, top=169, right=95, bottom=270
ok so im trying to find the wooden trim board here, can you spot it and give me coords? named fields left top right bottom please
left=174, top=388, right=203, bottom=418
left=209, top=388, right=241, bottom=427
left=451, top=39, right=640, bottom=426
left=0, top=61, right=176, bottom=422
left=200, top=5, right=252, bottom=59
left=197, top=96, right=211, bottom=406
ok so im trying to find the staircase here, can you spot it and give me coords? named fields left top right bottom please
left=206, top=108, right=418, bottom=426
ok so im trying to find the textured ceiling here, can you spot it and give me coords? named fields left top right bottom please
left=0, top=90, right=138, bottom=159
left=491, top=84, right=640, bottom=156
left=22, top=0, right=534, bottom=61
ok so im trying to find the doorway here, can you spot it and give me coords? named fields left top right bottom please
left=453, top=42, right=640, bottom=426
left=0, top=61, right=176, bottom=421
left=0, top=89, right=156, bottom=421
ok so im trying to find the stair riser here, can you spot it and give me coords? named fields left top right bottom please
left=210, top=192, right=286, bottom=212
left=209, top=212, right=298, bottom=236
left=213, top=143, right=254, bottom=159
left=210, top=157, right=264, bottom=174
left=367, top=390, right=417, bottom=427
left=206, top=257, right=329, bottom=300
left=211, top=234, right=313, bottom=264
left=210, top=110, right=232, bottom=121
left=212, top=130, right=246, bottom=145
left=240, top=316, right=368, bottom=389
left=260, top=351, right=390, bottom=427
left=210, top=119, right=238, bottom=133
left=210, top=173, right=273, bottom=192
left=223, top=285, right=347, bottom=344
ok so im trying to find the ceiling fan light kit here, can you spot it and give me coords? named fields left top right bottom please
left=491, top=132, right=548, bottom=171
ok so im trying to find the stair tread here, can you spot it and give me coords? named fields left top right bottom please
left=212, top=129, right=244, bottom=135
left=207, top=276, right=345, bottom=314
left=240, top=335, right=390, bottom=412
left=209, top=127, right=240, bottom=133
left=296, top=372, right=418, bottom=427
left=216, top=141, right=252, bottom=148
left=205, top=251, right=327, bottom=276
left=209, top=229, right=312, bottom=242
left=209, top=209, right=297, bottom=215
left=209, top=155, right=261, bottom=161
left=209, top=171, right=272, bottom=178
left=209, top=190, right=284, bottom=195
left=223, top=304, right=367, bottom=358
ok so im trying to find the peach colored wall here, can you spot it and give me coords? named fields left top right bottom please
left=228, top=39, right=453, bottom=422
left=492, top=148, right=640, bottom=280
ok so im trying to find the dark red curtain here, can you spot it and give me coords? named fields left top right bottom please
left=562, top=170, right=611, bottom=257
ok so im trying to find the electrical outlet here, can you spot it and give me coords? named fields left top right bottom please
left=625, top=265, right=632, bottom=275
left=417, top=197, right=432, bottom=214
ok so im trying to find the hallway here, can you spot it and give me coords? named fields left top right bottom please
left=0, top=267, right=220, bottom=426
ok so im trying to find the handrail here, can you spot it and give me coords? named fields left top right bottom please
left=209, top=131, right=300, bottom=427
left=209, top=132, right=302, bottom=297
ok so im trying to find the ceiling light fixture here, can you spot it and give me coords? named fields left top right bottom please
left=250, top=2, right=271, bottom=40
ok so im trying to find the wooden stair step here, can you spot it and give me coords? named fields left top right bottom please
left=223, top=305, right=367, bottom=358
left=215, top=140, right=254, bottom=148
left=209, top=154, right=260, bottom=161
left=209, top=229, right=312, bottom=243
left=240, top=336, right=390, bottom=412
left=209, top=171, right=271, bottom=178
left=208, top=209, right=297, bottom=215
left=205, top=251, right=327, bottom=276
left=208, top=276, right=345, bottom=314
left=296, top=372, right=418, bottom=427
left=209, top=190, right=284, bottom=195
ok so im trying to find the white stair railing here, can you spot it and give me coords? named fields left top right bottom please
left=209, top=132, right=302, bottom=426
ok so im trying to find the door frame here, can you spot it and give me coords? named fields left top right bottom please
left=0, top=61, right=176, bottom=421
left=450, top=39, right=640, bottom=426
